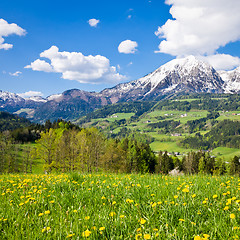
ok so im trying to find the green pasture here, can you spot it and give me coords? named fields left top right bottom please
left=1, top=173, right=239, bottom=239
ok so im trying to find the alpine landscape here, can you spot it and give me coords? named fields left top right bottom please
left=1, top=1, right=240, bottom=239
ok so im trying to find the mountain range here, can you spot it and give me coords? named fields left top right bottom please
left=1, top=55, right=240, bottom=123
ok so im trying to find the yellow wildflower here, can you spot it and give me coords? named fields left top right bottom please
left=144, top=234, right=151, bottom=239
left=140, top=218, right=146, bottom=224
left=82, top=229, right=91, bottom=237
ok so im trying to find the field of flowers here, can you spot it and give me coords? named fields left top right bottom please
left=0, top=173, right=240, bottom=239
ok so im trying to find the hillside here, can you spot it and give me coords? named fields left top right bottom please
left=0, top=111, right=32, bottom=131
left=76, top=94, right=240, bottom=159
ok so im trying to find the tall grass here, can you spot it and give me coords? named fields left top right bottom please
left=0, top=173, right=239, bottom=239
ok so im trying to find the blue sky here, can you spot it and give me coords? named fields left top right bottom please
left=0, top=0, right=240, bottom=98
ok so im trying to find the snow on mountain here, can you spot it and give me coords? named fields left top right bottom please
left=218, top=67, right=240, bottom=93
left=1, top=55, right=240, bottom=122
left=101, top=56, right=224, bottom=102
left=25, top=96, right=47, bottom=103
left=46, top=93, right=63, bottom=101
left=0, top=90, right=24, bottom=103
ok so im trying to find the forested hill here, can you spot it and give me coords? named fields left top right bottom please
left=0, top=111, right=32, bottom=131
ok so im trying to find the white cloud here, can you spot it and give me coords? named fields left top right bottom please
left=155, top=0, right=240, bottom=57
left=0, top=19, right=26, bottom=50
left=25, top=46, right=125, bottom=83
left=9, top=71, right=22, bottom=76
left=25, top=59, right=55, bottom=72
left=18, top=91, right=43, bottom=98
left=88, top=19, right=100, bottom=27
left=127, top=15, right=132, bottom=19
left=200, top=54, right=240, bottom=71
left=118, top=40, right=138, bottom=54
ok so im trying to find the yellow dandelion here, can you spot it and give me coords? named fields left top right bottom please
left=203, top=234, right=210, bottom=239
left=109, top=212, right=116, bottom=217
left=85, top=216, right=90, bottom=220
left=66, top=233, right=75, bottom=238
left=140, top=218, right=146, bottom=224
left=213, top=195, right=217, bottom=199
left=144, top=234, right=151, bottom=239
left=135, top=233, right=142, bottom=240
left=151, top=202, right=157, bottom=207
left=194, top=236, right=202, bottom=240
left=45, top=210, right=50, bottom=215
left=99, top=227, right=105, bottom=231
left=38, top=213, right=44, bottom=216
left=230, top=213, right=236, bottom=219
left=179, top=219, right=185, bottom=222
left=120, top=215, right=125, bottom=218
left=82, top=229, right=91, bottom=237
left=174, top=195, right=178, bottom=199
left=19, top=202, right=24, bottom=206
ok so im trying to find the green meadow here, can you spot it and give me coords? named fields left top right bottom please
left=0, top=173, right=239, bottom=240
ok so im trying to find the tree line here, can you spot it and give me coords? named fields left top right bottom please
left=1, top=122, right=240, bottom=176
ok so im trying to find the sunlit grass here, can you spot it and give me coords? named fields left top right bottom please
left=0, top=173, right=239, bottom=239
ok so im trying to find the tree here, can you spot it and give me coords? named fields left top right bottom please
left=229, top=156, right=240, bottom=175
left=35, top=128, right=63, bottom=172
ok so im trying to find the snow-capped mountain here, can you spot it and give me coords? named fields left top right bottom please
left=1, top=55, right=240, bottom=122
left=0, top=90, right=26, bottom=111
left=100, top=56, right=224, bottom=102
left=218, top=67, right=240, bottom=94
left=0, top=90, right=24, bottom=104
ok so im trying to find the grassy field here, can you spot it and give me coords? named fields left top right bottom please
left=212, top=147, right=240, bottom=160
left=94, top=113, right=135, bottom=123
left=150, top=141, right=196, bottom=153
left=0, top=173, right=239, bottom=239
left=79, top=108, right=240, bottom=161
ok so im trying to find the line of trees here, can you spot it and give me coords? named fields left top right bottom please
left=1, top=122, right=240, bottom=175
left=156, top=150, right=240, bottom=176
left=34, top=125, right=156, bottom=173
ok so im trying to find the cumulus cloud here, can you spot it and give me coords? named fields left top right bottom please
left=0, top=19, right=26, bottom=50
left=25, top=46, right=125, bottom=83
left=200, top=54, right=240, bottom=71
left=88, top=19, right=100, bottom=27
left=25, top=59, right=55, bottom=72
left=118, top=40, right=138, bottom=54
left=18, top=91, right=43, bottom=98
left=9, top=71, right=22, bottom=77
left=155, top=0, right=240, bottom=60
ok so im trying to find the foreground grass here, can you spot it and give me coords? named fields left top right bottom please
left=1, top=173, right=240, bottom=239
